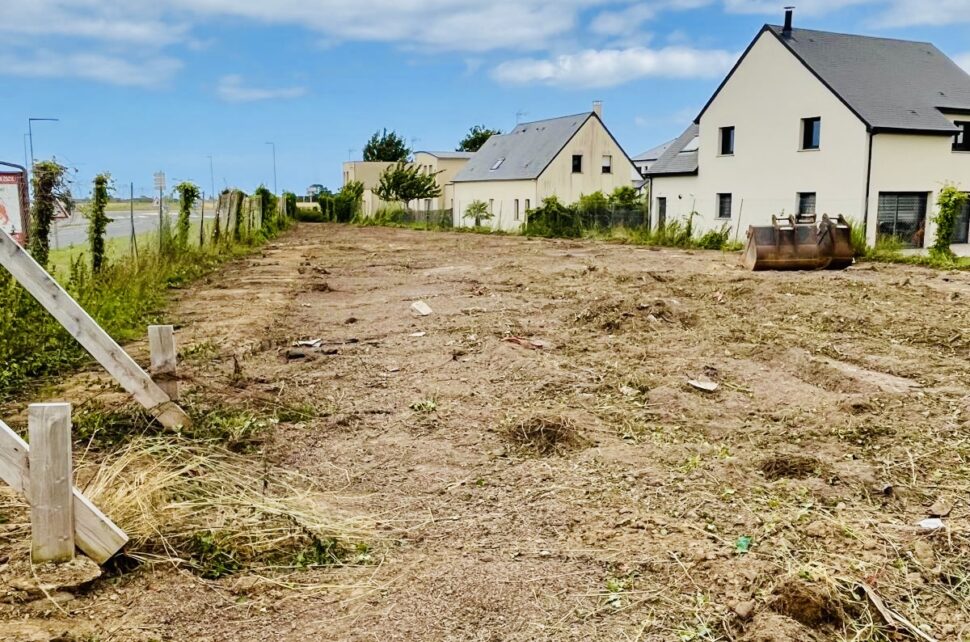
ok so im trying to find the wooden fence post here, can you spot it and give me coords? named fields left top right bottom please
left=28, top=403, right=75, bottom=564
left=148, top=325, right=179, bottom=401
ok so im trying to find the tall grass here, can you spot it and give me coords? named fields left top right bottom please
left=0, top=224, right=277, bottom=401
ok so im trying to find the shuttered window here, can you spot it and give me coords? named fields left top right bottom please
left=797, top=192, right=816, bottom=216
left=717, top=193, right=732, bottom=219
left=952, top=193, right=970, bottom=244
left=877, top=192, right=928, bottom=248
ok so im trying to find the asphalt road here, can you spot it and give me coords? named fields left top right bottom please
left=51, top=208, right=213, bottom=249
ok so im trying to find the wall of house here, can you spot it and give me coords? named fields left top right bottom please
left=537, top=116, right=638, bottom=203
left=452, top=180, right=538, bottom=231
left=866, top=130, right=970, bottom=247
left=411, top=154, right=471, bottom=210
left=660, top=30, right=870, bottom=238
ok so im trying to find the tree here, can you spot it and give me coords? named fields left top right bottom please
left=174, top=181, right=202, bottom=248
left=463, top=200, right=492, bottom=227
left=28, top=160, right=70, bottom=267
left=363, top=129, right=410, bottom=162
left=608, top=186, right=643, bottom=209
left=88, top=173, right=112, bottom=273
left=457, top=126, right=501, bottom=152
left=374, top=162, right=442, bottom=209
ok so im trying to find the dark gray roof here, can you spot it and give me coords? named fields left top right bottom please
left=452, top=113, right=593, bottom=182
left=633, top=139, right=674, bottom=162
left=417, top=151, right=475, bottom=160
left=643, top=124, right=699, bottom=177
left=705, top=26, right=970, bottom=134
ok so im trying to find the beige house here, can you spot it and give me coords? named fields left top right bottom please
left=646, top=9, right=970, bottom=250
left=342, top=151, right=473, bottom=216
left=451, top=103, right=637, bottom=231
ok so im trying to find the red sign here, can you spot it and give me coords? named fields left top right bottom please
left=0, top=169, right=29, bottom=245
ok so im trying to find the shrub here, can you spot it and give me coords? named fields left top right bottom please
left=463, top=200, right=492, bottom=227
left=88, top=173, right=112, bottom=272
left=174, top=181, right=202, bottom=248
left=28, top=160, right=69, bottom=267
left=931, top=185, right=967, bottom=261
left=524, top=196, right=583, bottom=238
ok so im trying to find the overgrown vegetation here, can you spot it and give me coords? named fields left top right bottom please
left=174, top=181, right=202, bottom=249
left=88, top=173, right=112, bottom=273
left=931, top=185, right=968, bottom=262
left=28, top=160, right=70, bottom=266
left=313, top=181, right=364, bottom=223
left=0, top=163, right=293, bottom=401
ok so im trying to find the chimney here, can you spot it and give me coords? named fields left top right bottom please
left=592, top=100, right=603, bottom=118
left=783, top=6, right=794, bottom=36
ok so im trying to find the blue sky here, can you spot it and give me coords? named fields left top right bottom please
left=2, top=0, right=969, bottom=198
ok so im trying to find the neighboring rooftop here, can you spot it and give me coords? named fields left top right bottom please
left=719, top=25, right=970, bottom=134
left=452, top=112, right=593, bottom=182
left=633, top=140, right=674, bottom=163
left=642, top=124, right=699, bottom=177
left=416, top=151, right=476, bottom=160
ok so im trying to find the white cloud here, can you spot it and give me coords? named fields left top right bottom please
left=216, top=74, right=307, bottom=102
left=0, top=49, right=181, bottom=87
left=492, top=46, right=736, bottom=88
left=876, top=0, right=970, bottom=27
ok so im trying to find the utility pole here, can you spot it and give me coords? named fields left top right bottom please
left=265, top=142, right=277, bottom=194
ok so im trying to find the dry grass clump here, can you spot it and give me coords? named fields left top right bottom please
left=759, top=454, right=823, bottom=481
left=78, top=437, right=372, bottom=577
left=501, top=413, right=586, bottom=456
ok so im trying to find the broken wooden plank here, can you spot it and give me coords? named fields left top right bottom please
left=0, top=418, right=128, bottom=564
left=0, top=228, right=190, bottom=429
left=28, top=404, right=75, bottom=563
left=148, top=325, right=179, bottom=401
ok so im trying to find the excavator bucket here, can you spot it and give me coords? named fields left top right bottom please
left=742, top=214, right=856, bottom=271
left=817, top=214, right=854, bottom=270
left=742, top=215, right=822, bottom=271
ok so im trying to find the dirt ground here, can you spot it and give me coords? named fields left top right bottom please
left=2, top=223, right=970, bottom=641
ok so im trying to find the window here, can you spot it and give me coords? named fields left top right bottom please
left=490, top=157, right=505, bottom=171
left=572, top=154, right=583, bottom=173
left=952, top=193, right=970, bottom=244
left=717, top=194, right=732, bottom=219
left=488, top=199, right=494, bottom=214
left=720, top=126, right=735, bottom=155
left=801, top=117, right=821, bottom=150
left=525, top=198, right=531, bottom=212
left=656, top=197, right=667, bottom=227
left=797, top=192, right=817, bottom=216
left=514, top=199, right=520, bottom=221
left=602, top=155, right=613, bottom=174
left=953, top=122, right=970, bottom=152
left=877, top=192, right=928, bottom=248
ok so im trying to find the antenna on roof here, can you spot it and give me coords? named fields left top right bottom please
left=515, top=110, right=528, bottom=126
left=783, top=6, right=794, bottom=37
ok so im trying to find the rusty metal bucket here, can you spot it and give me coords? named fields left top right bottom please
left=742, top=215, right=822, bottom=271
left=742, top=214, right=855, bottom=271
left=817, top=214, right=854, bottom=270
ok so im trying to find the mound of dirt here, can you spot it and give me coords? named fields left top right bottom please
left=573, top=297, right=695, bottom=332
left=502, top=413, right=587, bottom=456
left=759, top=454, right=824, bottom=481
left=768, top=577, right=844, bottom=628
left=740, top=613, right=821, bottom=642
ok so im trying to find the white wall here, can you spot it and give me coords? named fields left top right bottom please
left=866, top=131, right=970, bottom=247
left=654, top=30, right=870, bottom=236
left=452, top=179, right=538, bottom=231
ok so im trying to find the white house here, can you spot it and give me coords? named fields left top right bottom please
left=632, top=140, right=674, bottom=177
left=451, top=102, right=637, bottom=231
left=342, top=151, right=473, bottom=216
left=645, top=9, right=970, bottom=250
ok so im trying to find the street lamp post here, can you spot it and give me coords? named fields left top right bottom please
left=28, top=117, right=60, bottom=168
left=265, top=142, right=277, bottom=194
left=207, top=155, right=216, bottom=199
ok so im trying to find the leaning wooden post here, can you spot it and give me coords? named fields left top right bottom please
left=28, top=403, right=75, bottom=564
left=148, top=325, right=179, bottom=401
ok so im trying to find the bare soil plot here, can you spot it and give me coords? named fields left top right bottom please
left=2, top=223, right=970, bottom=641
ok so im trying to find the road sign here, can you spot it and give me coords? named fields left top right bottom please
left=153, top=171, right=166, bottom=191
left=0, top=167, right=29, bottom=246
